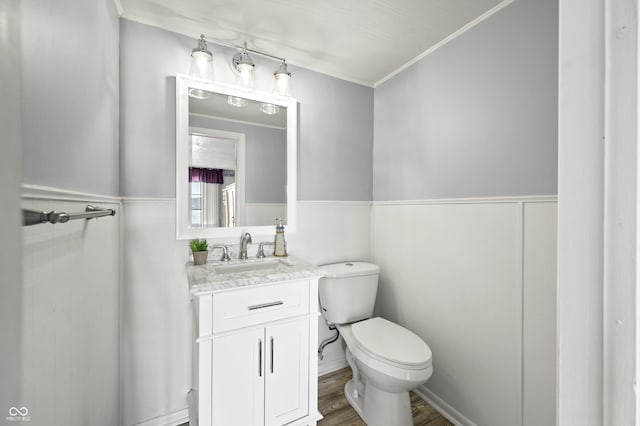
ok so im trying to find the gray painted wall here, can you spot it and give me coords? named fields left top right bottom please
left=20, top=0, right=120, bottom=196
left=373, top=0, right=558, bottom=200
left=294, top=66, right=374, bottom=201
left=120, top=19, right=374, bottom=200
left=190, top=115, right=287, bottom=203
left=0, top=0, right=23, bottom=412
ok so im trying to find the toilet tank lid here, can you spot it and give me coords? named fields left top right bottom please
left=319, top=262, right=380, bottom=278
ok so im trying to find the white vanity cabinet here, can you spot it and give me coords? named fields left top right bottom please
left=191, top=278, right=321, bottom=426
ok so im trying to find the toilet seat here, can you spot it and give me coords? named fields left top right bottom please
left=351, top=318, right=432, bottom=370
left=339, top=318, right=432, bottom=375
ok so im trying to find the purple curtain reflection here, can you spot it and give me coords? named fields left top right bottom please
left=189, top=167, right=223, bottom=184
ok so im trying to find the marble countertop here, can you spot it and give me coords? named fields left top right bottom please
left=187, top=255, right=323, bottom=295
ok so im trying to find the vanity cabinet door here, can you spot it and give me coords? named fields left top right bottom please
left=264, top=318, right=310, bottom=426
left=212, top=328, right=265, bottom=426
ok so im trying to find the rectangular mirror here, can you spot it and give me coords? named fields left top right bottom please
left=176, top=75, right=297, bottom=240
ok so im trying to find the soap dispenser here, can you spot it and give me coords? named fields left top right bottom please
left=274, top=218, right=287, bottom=257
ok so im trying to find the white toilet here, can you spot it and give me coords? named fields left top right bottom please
left=319, top=262, right=433, bottom=426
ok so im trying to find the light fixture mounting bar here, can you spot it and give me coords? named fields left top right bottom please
left=202, top=36, right=286, bottom=64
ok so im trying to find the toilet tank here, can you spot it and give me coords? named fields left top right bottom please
left=318, top=262, right=380, bottom=325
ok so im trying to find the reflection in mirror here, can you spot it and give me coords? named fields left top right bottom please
left=189, top=91, right=287, bottom=228
left=189, top=133, right=238, bottom=227
left=176, top=75, right=297, bottom=240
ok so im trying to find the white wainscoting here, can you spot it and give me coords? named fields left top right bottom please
left=19, top=190, right=555, bottom=426
left=371, top=197, right=557, bottom=426
left=121, top=199, right=372, bottom=425
left=292, top=201, right=373, bottom=375
left=522, top=202, right=557, bottom=426
left=121, top=199, right=192, bottom=426
left=21, top=185, right=121, bottom=426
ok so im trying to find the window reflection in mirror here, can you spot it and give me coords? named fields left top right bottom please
left=189, top=133, right=238, bottom=228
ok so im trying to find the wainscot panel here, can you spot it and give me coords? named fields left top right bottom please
left=372, top=197, right=557, bottom=426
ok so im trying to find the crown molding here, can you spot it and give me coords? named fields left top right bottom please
left=113, top=0, right=124, bottom=16
left=374, top=0, right=516, bottom=87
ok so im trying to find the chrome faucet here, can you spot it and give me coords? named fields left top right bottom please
left=239, top=232, right=252, bottom=260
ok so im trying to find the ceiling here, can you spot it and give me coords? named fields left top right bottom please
left=119, top=0, right=508, bottom=87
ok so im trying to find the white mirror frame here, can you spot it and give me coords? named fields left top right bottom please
left=175, top=74, right=297, bottom=240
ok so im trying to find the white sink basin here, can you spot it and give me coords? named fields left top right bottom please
left=214, top=260, right=281, bottom=275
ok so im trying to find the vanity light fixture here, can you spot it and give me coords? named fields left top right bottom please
left=188, top=35, right=215, bottom=99
left=273, top=60, right=292, bottom=99
left=259, top=60, right=290, bottom=115
left=189, top=35, right=214, bottom=81
left=188, top=35, right=293, bottom=105
left=232, top=42, right=255, bottom=90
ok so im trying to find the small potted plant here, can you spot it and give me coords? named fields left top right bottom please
left=190, top=239, right=209, bottom=265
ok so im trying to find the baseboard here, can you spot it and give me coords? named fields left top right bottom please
left=318, top=357, right=349, bottom=376
left=413, top=385, right=476, bottom=426
left=131, top=408, right=189, bottom=426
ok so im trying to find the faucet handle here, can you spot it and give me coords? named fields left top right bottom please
left=257, top=242, right=275, bottom=258
left=211, top=245, right=231, bottom=262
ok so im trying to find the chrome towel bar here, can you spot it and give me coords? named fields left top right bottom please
left=22, top=205, right=116, bottom=226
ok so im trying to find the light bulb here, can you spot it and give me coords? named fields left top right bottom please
left=189, top=35, right=214, bottom=81
left=189, top=88, right=210, bottom=100
left=236, top=63, right=255, bottom=90
left=232, top=44, right=255, bottom=91
left=260, top=103, right=280, bottom=115
left=228, top=96, right=248, bottom=108
left=273, top=61, right=292, bottom=99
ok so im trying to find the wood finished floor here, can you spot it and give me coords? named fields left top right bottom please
left=318, top=368, right=453, bottom=426
left=180, top=367, right=453, bottom=426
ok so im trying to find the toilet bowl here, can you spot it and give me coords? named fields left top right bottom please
left=339, top=318, right=432, bottom=426
left=318, top=262, right=433, bottom=426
